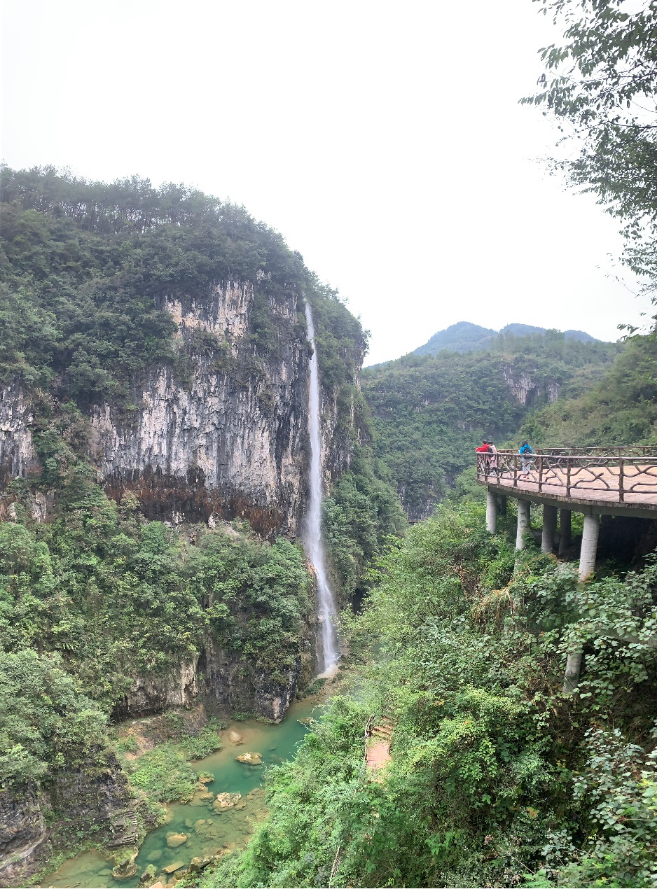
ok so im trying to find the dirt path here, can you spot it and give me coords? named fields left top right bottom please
left=365, top=719, right=393, bottom=776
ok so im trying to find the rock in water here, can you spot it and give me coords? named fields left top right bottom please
left=227, top=730, right=244, bottom=744
left=166, top=832, right=188, bottom=848
left=162, top=860, right=185, bottom=873
left=213, top=792, right=242, bottom=811
left=138, top=863, right=157, bottom=887
left=112, top=851, right=138, bottom=880
left=236, top=751, right=262, bottom=765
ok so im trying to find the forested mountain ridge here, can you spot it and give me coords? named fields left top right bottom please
left=410, top=321, right=599, bottom=358
left=520, top=330, right=657, bottom=448
left=362, top=331, right=621, bottom=520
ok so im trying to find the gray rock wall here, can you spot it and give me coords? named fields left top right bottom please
left=0, top=280, right=352, bottom=537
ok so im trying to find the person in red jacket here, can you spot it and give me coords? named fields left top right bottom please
left=476, top=439, right=491, bottom=475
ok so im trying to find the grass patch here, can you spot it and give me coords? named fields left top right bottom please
left=177, top=723, right=222, bottom=760
left=125, top=744, right=199, bottom=803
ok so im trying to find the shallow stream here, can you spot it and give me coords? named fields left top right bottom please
left=42, top=697, right=320, bottom=888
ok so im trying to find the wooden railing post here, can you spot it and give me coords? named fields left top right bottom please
left=566, top=460, right=571, bottom=498
left=538, top=455, right=543, bottom=492
left=513, top=454, right=518, bottom=488
left=619, top=459, right=624, bottom=502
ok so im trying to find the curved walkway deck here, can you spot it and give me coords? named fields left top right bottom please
left=477, top=448, right=657, bottom=517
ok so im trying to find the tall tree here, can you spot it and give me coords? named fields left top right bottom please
left=523, top=0, right=657, bottom=297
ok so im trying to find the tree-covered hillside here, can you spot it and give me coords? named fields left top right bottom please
left=521, top=330, right=657, bottom=447
left=0, top=167, right=406, bottom=880
left=412, top=321, right=597, bottom=357
left=362, top=331, right=621, bottom=520
left=202, top=500, right=657, bottom=889
left=0, top=165, right=365, bottom=410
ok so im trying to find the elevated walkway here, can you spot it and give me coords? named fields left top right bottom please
left=477, top=448, right=657, bottom=579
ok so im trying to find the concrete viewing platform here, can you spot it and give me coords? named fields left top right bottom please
left=477, top=447, right=657, bottom=580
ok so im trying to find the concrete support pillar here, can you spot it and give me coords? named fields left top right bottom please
left=486, top=490, right=497, bottom=534
left=559, top=509, right=572, bottom=557
left=563, top=513, right=600, bottom=694
left=515, top=499, right=530, bottom=550
left=562, top=652, right=582, bottom=695
left=579, top=514, right=599, bottom=581
left=541, top=505, right=558, bottom=554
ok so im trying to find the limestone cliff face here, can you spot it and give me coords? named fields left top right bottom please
left=112, top=646, right=301, bottom=724
left=0, top=755, right=135, bottom=889
left=0, top=381, right=37, bottom=487
left=0, top=281, right=354, bottom=537
left=502, top=367, right=560, bottom=407
left=89, top=282, right=311, bottom=536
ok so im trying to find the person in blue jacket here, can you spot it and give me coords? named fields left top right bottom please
left=519, top=441, right=533, bottom=475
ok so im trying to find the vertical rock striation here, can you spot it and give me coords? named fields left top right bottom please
left=0, top=281, right=361, bottom=536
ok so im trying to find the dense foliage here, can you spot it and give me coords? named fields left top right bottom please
left=202, top=499, right=657, bottom=888
left=323, top=446, right=406, bottom=603
left=0, top=165, right=368, bottom=414
left=521, top=329, right=657, bottom=446
left=524, top=0, right=657, bottom=294
left=362, top=331, right=620, bottom=519
left=0, top=434, right=311, bottom=792
left=0, top=168, right=286, bottom=403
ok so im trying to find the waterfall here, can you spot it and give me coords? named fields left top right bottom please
left=304, top=302, right=340, bottom=672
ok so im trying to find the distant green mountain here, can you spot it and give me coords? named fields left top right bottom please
left=362, top=330, right=621, bottom=520
left=412, top=321, right=598, bottom=358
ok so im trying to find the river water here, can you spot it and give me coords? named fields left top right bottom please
left=42, top=697, right=320, bottom=888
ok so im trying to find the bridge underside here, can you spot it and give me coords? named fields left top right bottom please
left=484, top=479, right=657, bottom=521
left=482, top=483, right=657, bottom=582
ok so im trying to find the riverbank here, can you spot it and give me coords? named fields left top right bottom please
left=37, top=677, right=343, bottom=889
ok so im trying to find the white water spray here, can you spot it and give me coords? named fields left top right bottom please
left=304, top=303, right=339, bottom=672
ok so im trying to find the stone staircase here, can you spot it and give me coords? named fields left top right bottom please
left=365, top=716, right=393, bottom=776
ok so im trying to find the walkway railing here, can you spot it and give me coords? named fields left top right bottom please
left=476, top=449, right=657, bottom=503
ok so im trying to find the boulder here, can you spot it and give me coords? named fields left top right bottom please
left=138, top=863, right=158, bottom=887
left=227, top=730, right=244, bottom=744
left=213, top=791, right=242, bottom=811
left=236, top=751, right=262, bottom=765
left=166, top=831, right=188, bottom=848
left=112, top=851, right=138, bottom=880
left=162, top=860, right=185, bottom=874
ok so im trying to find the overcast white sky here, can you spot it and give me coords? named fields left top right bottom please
left=2, top=0, right=649, bottom=364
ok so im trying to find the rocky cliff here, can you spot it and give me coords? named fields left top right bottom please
left=0, top=169, right=371, bottom=885
left=0, top=281, right=358, bottom=537
left=0, top=754, right=136, bottom=889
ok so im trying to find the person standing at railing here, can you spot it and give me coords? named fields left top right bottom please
left=488, top=441, right=499, bottom=476
left=519, top=441, right=533, bottom=475
left=476, top=439, right=491, bottom=475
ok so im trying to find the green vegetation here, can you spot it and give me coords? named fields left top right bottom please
left=0, top=649, right=107, bottom=784
left=524, top=0, right=657, bottom=291
left=201, top=499, right=657, bottom=888
left=0, top=440, right=311, bottom=792
left=0, top=165, right=366, bottom=413
left=362, top=331, right=620, bottom=519
left=125, top=745, right=201, bottom=805
left=323, top=447, right=406, bottom=604
left=522, top=331, right=657, bottom=446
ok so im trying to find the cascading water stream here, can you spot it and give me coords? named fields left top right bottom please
left=304, top=302, right=340, bottom=672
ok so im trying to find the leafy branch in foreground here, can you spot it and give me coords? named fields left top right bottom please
left=523, top=0, right=657, bottom=294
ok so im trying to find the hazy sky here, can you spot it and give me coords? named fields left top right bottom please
left=2, top=0, right=649, bottom=364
